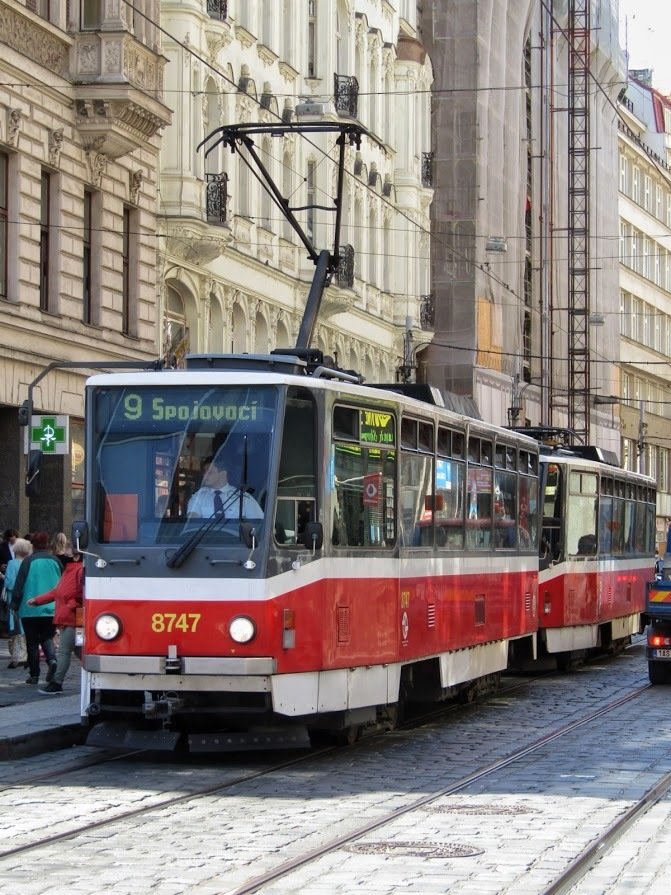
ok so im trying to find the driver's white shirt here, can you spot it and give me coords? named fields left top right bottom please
left=187, top=484, right=263, bottom=518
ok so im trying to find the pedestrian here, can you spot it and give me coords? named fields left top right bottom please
left=10, top=531, right=61, bottom=685
left=1, top=537, right=32, bottom=668
left=51, top=531, right=74, bottom=570
left=0, top=528, right=19, bottom=572
left=28, top=550, right=84, bottom=695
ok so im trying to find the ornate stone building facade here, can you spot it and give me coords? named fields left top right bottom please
left=420, top=0, right=623, bottom=458
left=0, top=0, right=170, bottom=534
left=617, top=74, right=671, bottom=547
left=158, top=0, right=433, bottom=381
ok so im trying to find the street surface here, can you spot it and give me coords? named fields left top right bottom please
left=0, top=639, right=669, bottom=895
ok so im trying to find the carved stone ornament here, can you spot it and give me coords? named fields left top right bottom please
left=130, top=169, right=143, bottom=204
left=7, top=108, right=23, bottom=148
left=165, top=221, right=231, bottom=265
left=0, top=6, right=69, bottom=77
left=48, top=128, right=64, bottom=167
left=85, top=142, right=108, bottom=188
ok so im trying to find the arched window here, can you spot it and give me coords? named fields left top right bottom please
left=163, top=287, right=190, bottom=368
left=260, top=138, right=272, bottom=228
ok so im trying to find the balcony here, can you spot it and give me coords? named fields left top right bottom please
left=206, top=173, right=229, bottom=224
left=334, top=74, right=359, bottom=118
left=419, top=294, right=435, bottom=330
left=207, top=0, right=228, bottom=20
left=71, top=28, right=171, bottom=158
left=335, top=245, right=355, bottom=288
left=421, top=152, right=434, bottom=188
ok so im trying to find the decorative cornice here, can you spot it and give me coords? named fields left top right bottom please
left=235, top=25, right=255, bottom=50
left=205, top=26, right=233, bottom=62
left=278, top=61, right=299, bottom=83
left=257, top=43, right=279, bottom=67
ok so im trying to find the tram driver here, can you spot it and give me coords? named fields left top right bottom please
left=187, top=456, right=264, bottom=519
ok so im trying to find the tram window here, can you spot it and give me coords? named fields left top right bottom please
left=567, top=471, right=598, bottom=556
left=401, top=418, right=418, bottom=450
left=418, top=421, right=434, bottom=453
left=332, top=444, right=396, bottom=548
left=611, top=498, right=625, bottom=554
left=466, top=466, right=492, bottom=548
left=519, top=475, right=538, bottom=549
left=437, top=427, right=451, bottom=457
left=481, top=441, right=492, bottom=465
left=333, top=406, right=358, bottom=441
left=275, top=388, right=317, bottom=547
left=495, top=444, right=506, bottom=469
left=494, top=470, right=517, bottom=548
left=435, top=457, right=465, bottom=548
left=400, top=452, right=433, bottom=546
left=275, top=498, right=315, bottom=545
left=452, top=432, right=464, bottom=458
left=599, top=496, right=613, bottom=554
left=468, top=437, right=479, bottom=463
left=624, top=500, right=635, bottom=554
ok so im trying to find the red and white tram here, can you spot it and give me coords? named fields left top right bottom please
left=536, top=443, right=656, bottom=668
left=75, top=352, right=541, bottom=750
left=72, top=353, right=656, bottom=751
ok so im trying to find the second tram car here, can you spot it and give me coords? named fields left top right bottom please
left=71, top=353, right=656, bottom=751
left=536, top=446, right=656, bottom=668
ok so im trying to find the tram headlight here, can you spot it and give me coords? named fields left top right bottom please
left=94, top=613, right=122, bottom=641
left=229, top=615, right=256, bottom=644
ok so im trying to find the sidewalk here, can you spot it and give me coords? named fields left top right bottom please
left=0, top=636, right=86, bottom=759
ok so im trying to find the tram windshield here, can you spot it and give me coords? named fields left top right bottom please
left=90, top=385, right=277, bottom=546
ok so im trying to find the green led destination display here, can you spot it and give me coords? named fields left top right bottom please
left=360, top=409, right=395, bottom=446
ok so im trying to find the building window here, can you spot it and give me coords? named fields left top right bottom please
left=308, top=0, right=316, bottom=77
left=306, top=160, right=316, bottom=242
left=83, top=190, right=92, bottom=324
left=122, top=205, right=136, bottom=336
left=40, top=171, right=50, bottom=311
left=26, top=0, right=49, bottom=18
left=81, top=0, right=102, bottom=29
left=0, top=152, right=7, bottom=298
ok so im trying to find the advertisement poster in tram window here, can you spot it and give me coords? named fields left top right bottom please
left=467, top=467, right=492, bottom=519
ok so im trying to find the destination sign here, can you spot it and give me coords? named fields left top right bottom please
left=360, top=409, right=395, bottom=446
left=123, top=394, right=260, bottom=422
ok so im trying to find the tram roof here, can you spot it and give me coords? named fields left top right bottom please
left=84, top=353, right=539, bottom=448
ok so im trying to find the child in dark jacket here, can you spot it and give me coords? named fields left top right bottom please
left=27, top=552, right=83, bottom=694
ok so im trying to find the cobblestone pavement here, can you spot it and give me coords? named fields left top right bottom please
left=0, top=634, right=81, bottom=707
left=0, top=642, right=668, bottom=895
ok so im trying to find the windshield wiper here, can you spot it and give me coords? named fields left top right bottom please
left=166, top=489, right=245, bottom=569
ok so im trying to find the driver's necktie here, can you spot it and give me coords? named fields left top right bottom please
left=214, top=490, right=224, bottom=515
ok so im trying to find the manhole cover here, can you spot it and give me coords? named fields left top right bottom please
left=347, top=841, right=484, bottom=858
left=429, top=802, right=539, bottom=816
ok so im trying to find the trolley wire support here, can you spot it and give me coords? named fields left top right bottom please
left=197, top=121, right=372, bottom=350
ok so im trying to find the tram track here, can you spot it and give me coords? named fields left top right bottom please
left=541, top=767, right=671, bottom=895
left=0, top=680, right=650, bottom=875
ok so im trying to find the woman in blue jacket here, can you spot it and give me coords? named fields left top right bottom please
left=10, top=531, right=62, bottom=685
